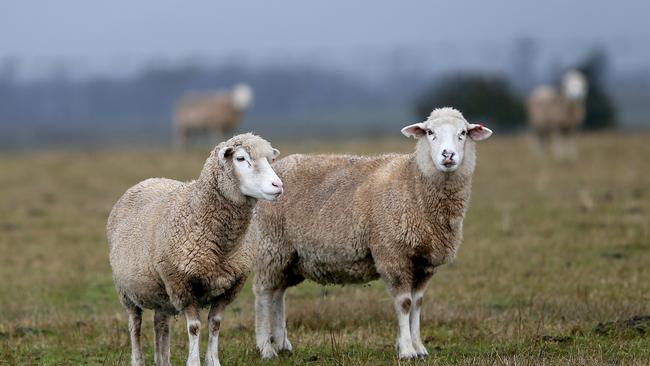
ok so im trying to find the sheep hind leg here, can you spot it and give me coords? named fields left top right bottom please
left=254, top=287, right=277, bottom=359
left=270, top=288, right=292, bottom=354
left=126, top=307, right=145, bottom=366
left=154, top=311, right=171, bottom=366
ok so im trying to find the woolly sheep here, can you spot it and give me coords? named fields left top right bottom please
left=107, top=133, right=282, bottom=366
left=175, top=84, right=254, bottom=149
left=248, top=107, right=492, bottom=360
left=527, top=70, right=588, bottom=160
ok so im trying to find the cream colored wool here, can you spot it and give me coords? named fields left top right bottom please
left=108, top=133, right=276, bottom=366
left=248, top=107, right=490, bottom=360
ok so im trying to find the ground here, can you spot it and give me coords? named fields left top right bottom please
left=0, top=133, right=649, bottom=365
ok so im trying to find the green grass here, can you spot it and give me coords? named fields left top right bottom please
left=1, top=133, right=649, bottom=365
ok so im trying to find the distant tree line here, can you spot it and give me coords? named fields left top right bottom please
left=0, top=47, right=623, bottom=148
left=415, top=49, right=618, bottom=132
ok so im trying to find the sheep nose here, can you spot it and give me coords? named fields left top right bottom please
left=442, top=150, right=455, bottom=159
left=272, top=180, right=283, bottom=189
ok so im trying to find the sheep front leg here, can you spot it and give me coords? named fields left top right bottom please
left=392, top=292, right=418, bottom=359
left=410, top=274, right=433, bottom=357
left=205, top=302, right=226, bottom=366
left=409, top=290, right=427, bottom=357
left=383, top=268, right=418, bottom=359
left=154, top=311, right=171, bottom=366
left=254, top=288, right=277, bottom=359
left=127, top=308, right=145, bottom=366
left=185, top=305, right=202, bottom=366
left=271, top=288, right=292, bottom=353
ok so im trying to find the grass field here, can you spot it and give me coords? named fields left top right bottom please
left=1, top=133, right=649, bottom=365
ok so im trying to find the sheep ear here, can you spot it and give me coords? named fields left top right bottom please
left=218, top=146, right=234, bottom=160
left=272, top=148, right=280, bottom=159
left=468, top=123, right=493, bottom=141
left=401, top=122, right=428, bottom=139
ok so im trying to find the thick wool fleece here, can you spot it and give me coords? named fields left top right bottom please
left=107, top=133, right=273, bottom=314
left=250, top=110, right=477, bottom=295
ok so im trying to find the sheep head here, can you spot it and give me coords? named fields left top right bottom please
left=208, top=133, right=282, bottom=202
left=401, top=107, right=492, bottom=173
left=562, top=70, right=588, bottom=101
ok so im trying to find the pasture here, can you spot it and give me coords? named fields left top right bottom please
left=1, top=133, right=649, bottom=365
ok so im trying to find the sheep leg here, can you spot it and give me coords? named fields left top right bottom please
left=384, top=267, right=419, bottom=359
left=154, top=311, right=171, bottom=366
left=529, top=132, right=540, bottom=157
left=391, top=292, right=418, bottom=359
left=410, top=275, right=433, bottom=357
left=551, top=132, right=565, bottom=160
left=184, top=305, right=202, bottom=366
left=409, top=291, right=427, bottom=356
left=205, top=302, right=226, bottom=366
left=127, top=307, right=145, bottom=366
left=254, top=288, right=278, bottom=359
left=270, top=288, right=292, bottom=353
left=563, top=133, right=577, bottom=161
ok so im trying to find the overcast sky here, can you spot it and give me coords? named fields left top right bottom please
left=2, top=1, right=649, bottom=78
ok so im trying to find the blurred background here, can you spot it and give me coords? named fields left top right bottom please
left=2, top=2, right=650, bottom=364
left=1, top=0, right=649, bottom=149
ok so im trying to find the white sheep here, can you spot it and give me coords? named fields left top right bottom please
left=248, top=107, right=492, bottom=359
left=174, top=84, right=254, bottom=149
left=107, top=133, right=282, bottom=366
left=527, top=70, right=588, bottom=160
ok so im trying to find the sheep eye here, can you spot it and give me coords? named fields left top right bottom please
left=461, top=130, right=467, bottom=136
left=427, top=130, right=435, bottom=138
left=236, top=156, right=246, bottom=162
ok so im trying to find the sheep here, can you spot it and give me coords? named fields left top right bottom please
left=527, top=70, right=588, bottom=160
left=248, top=107, right=492, bottom=360
left=107, top=133, right=283, bottom=366
left=174, top=84, right=254, bottom=150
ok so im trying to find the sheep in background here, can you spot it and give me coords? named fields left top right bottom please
left=107, top=133, right=282, bottom=366
left=175, top=84, right=254, bottom=150
left=249, top=107, right=492, bottom=360
left=527, top=70, right=588, bottom=160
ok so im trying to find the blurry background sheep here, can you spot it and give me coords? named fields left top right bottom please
left=527, top=70, right=588, bottom=160
left=174, top=84, right=253, bottom=149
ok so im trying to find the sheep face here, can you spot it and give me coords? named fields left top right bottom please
left=402, top=117, right=492, bottom=173
left=232, top=84, right=254, bottom=110
left=562, top=71, right=587, bottom=100
left=219, top=146, right=283, bottom=200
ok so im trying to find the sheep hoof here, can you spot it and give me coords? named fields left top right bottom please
left=414, top=343, right=429, bottom=357
left=258, top=343, right=278, bottom=359
left=205, top=354, right=221, bottom=366
left=398, top=352, right=419, bottom=360
left=186, top=356, right=201, bottom=366
left=205, top=359, right=221, bottom=366
left=397, top=342, right=418, bottom=360
left=276, top=338, right=293, bottom=354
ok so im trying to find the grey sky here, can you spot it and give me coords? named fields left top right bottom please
left=1, top=1, right=649, bottom=77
